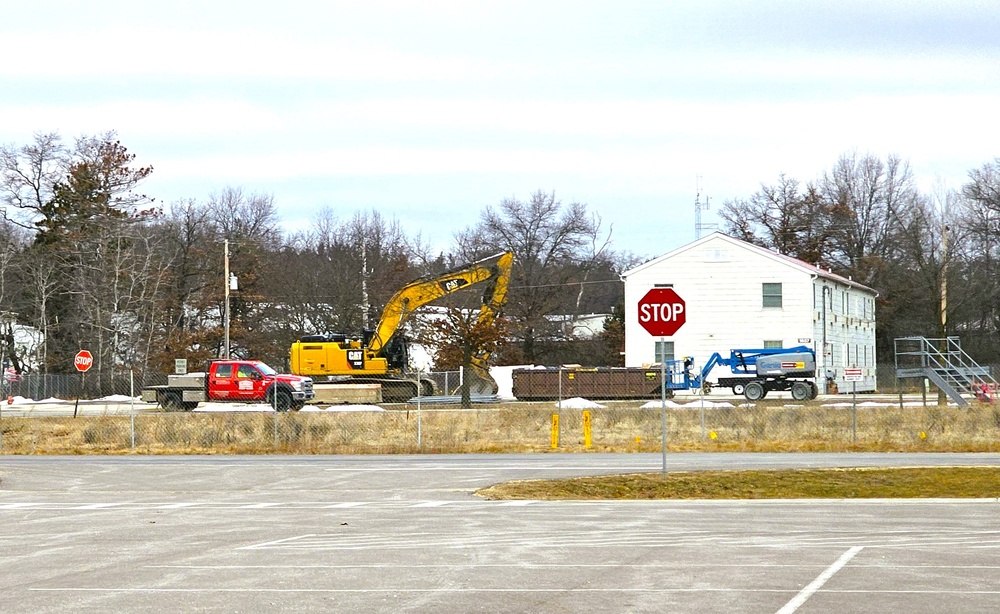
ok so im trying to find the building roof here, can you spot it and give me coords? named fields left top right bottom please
left=622, top=232, right=877, bottom=295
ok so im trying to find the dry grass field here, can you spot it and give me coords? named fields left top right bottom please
left=2, top=398, right=999, bottom=455
left=476, top=466, right=1000, bottom=499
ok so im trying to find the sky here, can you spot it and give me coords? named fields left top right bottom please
left=2, top=0, right=998, bottom=259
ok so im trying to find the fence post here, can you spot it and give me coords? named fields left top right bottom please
left=416, top=369, right=422, bottom=450
left=130, top=370, right=135, bottom=450
left=273, top=382, right=279, bottom=448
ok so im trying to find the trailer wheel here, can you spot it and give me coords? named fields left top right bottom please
left=182, top=402, right=199, bottom=411
left=160, top=391, right=183, bottom=412
left=744, top=381, right=765, bottom=401
left=791, top=381, right=811, bottom=401
left=808, top=382, right=819, bottom=399
left=732, top=383, right=746, bottom=396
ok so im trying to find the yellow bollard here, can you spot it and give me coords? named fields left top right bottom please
left=582, top=410, right=592, bottom=448
left=550, top=414, right=559, bottom=449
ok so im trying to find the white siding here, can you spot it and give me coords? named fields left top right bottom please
left=624, top=233, right=877, bottom=395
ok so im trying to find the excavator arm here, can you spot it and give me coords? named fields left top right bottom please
left=289, top=251, right=514, bottom=401
left=465, top=252, right=513, bottom=390
left=367, top=251, right=514, bottom=360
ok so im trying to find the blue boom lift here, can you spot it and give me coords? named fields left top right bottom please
left=661, top=346, right=819, bottom=401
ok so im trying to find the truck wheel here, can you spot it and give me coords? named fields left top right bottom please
left=732, top=383, right=746, bottom=396
left=791, top=381, right=811, bottom=401
left=744, top=381, right=765, bottom=401
left=182, top=402, right=199, bottom=411
left=808, top=382, right=819, bottom=399
left=270, top=389, right=293, bottom=412
left=161, top=391, right=183, bottom=412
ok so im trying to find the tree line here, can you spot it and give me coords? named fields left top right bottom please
left=0, top=132, right=626, bottom=386
left=1, top=132, right=997, bottom=387
left=718, top=152, right=1000, bottom=364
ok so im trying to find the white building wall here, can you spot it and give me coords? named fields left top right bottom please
left=812, top=281, right=878, bottom=391
left=624, top=233, right=877, bottom=395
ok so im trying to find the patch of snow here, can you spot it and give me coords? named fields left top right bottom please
left=98, top=394, right=138, bottom=402
left=556, top=397, right=606, bottom=409
left=490, top=365, right=536, bottom=401
left=640, top=400, right=690, bottom=409
left=193, top=403, right=275, bottom=413
left=300, top=405, right=385, bottom=412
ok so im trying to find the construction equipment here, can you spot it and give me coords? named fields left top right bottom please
left=663, top=346, right=819, bottom=401
left=289, top=251, right=514, bottom=402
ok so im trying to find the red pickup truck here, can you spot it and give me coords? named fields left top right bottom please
left=141, top=360, right=315, bottom=411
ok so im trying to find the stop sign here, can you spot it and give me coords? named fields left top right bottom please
left=74, top=350, right=93, bottom=373
left=637, top=288, right=686, bottom=336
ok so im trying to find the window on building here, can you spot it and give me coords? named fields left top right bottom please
left=763, top=340, right=783, bottom=349
left=762, top=283, right=783, bottom=308
left=655, top=341, right=674, bottom=363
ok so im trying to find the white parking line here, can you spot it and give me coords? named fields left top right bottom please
left=776, top=546, right=863, bottom=614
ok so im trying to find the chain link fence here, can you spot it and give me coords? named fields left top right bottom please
left=3, top=397, right=1000, bottom=454
left=1, top=364, right=997, bottom=454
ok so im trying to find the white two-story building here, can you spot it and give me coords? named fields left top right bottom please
left=622, top=232, right=878, bottom=394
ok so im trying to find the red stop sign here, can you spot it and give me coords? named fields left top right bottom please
left=74, top=350, right=93, bottom=372
left=637, top=288, right=686, bottom=336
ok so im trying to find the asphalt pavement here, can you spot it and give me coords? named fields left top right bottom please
left=2, top=454, right=1000, bottom=613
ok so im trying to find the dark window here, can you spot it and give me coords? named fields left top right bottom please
left=762, top=283, right=783, bottom=308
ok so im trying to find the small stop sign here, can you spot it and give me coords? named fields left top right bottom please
left=74, top=350, right=93, bottom=373
left=637, top=288, right=686, bottom=336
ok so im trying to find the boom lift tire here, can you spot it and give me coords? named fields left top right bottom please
left=744, top=381, right=766, bottom=401
left=791, top=381, right=812, bottom=401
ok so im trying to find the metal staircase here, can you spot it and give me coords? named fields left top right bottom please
left=894, top=337, right=997, bottom=407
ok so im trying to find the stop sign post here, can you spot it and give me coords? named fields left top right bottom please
left=74, top=350, right=93, bottom=373
left=637, top=288, right=686, bottom=337
left=72, top=350, right=93, bottom=418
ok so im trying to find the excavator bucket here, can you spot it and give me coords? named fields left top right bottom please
left=465, top=369, right=499, bottom=396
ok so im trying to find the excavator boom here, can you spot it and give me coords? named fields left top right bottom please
left=289, top=251, right=514, bottom=401
left=368, top=251, right=513, bottom=356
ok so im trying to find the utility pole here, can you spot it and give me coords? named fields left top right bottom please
left=224, top=239, right=230, bottom=359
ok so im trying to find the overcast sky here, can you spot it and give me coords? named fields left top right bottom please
left=2, top=0, right=998, bottom=259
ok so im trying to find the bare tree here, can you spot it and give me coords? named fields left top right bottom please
left=456, top=190, right=608, bottom=364
left=719, top=174, right=832, bottom=265
left=0, top=132, right=67, bottom=230
left=820, top=152, right=918, bottom=286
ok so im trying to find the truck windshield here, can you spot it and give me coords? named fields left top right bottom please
left=254, top=362, right=277, bottom=376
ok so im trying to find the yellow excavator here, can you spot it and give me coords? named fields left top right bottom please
left=289, top=251, right=514, bottom=402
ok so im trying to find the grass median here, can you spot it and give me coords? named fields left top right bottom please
left=476, top=466, right=1000, bottom=500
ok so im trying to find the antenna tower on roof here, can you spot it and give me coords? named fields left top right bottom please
left=695, top=175, right=718, bottom=239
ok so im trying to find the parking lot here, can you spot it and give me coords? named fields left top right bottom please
left=3, top=454, right=1000, bottom=613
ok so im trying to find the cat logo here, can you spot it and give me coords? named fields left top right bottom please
left=347, top=350, right=364, bottom=369
left=439, top=278, right=470, bottom=292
